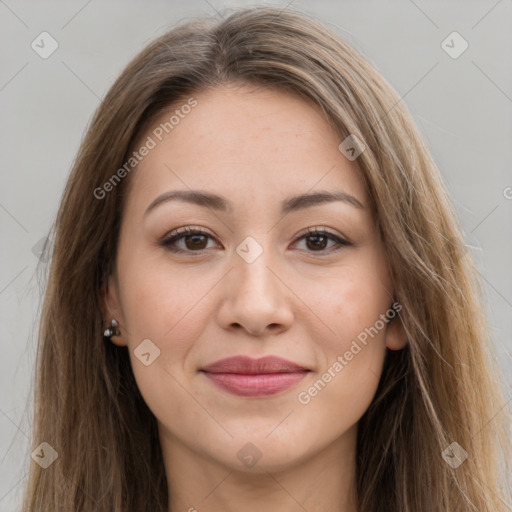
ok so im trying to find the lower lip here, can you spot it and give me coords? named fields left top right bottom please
left=202, top=371, right=309, bottom=397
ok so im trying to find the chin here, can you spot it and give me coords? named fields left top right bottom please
left=199, top=427, right=315, bottom=474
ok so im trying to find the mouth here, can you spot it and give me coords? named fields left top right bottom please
left=200, top=355, right=311, bottom=397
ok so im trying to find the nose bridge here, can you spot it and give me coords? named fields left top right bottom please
left=217, top=233, right=293, bottom=335
left=233, top=234, right=278, bottom=298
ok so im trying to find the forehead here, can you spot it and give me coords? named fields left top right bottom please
left=125, top=84, right=368, bottom=212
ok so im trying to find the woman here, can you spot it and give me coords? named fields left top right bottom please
left=22, top=6, right=511, bottom=511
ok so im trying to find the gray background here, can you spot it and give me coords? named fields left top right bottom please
left=1, top=0, right=511, bottom=509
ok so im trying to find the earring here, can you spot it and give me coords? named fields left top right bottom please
left=104, top=319, right=120, bottom=338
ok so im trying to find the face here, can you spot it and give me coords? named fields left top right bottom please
left=103, top=83, right=406, bottom=475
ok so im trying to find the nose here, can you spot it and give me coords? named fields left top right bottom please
left=216, top=245, right=294, bottom=337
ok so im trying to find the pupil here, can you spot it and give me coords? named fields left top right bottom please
left=186, top=235, right=207, bottom=250
left=307, top=235, right=327, bottom=250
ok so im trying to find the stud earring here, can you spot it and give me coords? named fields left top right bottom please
left=103, top=319, right=120, bottom=338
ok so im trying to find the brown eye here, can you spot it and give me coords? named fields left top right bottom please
left=305, top=234, right=329, bottom=251
left=160, top=226, right=351, bottom=255
left=183, top=233, right=208, bottom=250
left=160, top=227, right=217, bottom=254
left=294, top=228, right=352, bottom=253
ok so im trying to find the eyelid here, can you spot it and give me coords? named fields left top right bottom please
left=160, top=225, right=216, bottom=246
left=159, top=225, right=352, bottom=254
left=291, top=227, right=352, bottom=252
left=164, top=225, right=211, bottom=238
left=296, top=226, right=348, bottom=241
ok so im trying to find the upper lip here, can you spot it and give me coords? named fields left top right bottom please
left=200, top=356, right=310, bottom=374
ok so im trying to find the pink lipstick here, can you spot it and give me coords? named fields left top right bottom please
left=200, top=355, right=310, bottom=397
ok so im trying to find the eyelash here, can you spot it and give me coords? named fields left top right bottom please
left=159, top=226, right=352, bottom=255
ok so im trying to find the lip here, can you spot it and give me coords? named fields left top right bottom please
left=200, top=356, right=310, bottom=397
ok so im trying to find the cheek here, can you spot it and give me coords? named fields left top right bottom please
left=291, top=268, right=390, bottom=443
left=119, top=256, right=218, bottom=348
left=116, top=254, right=218, bottom=397
left=118, top=261, right=215, bottom=431
left=304, top=258, right=392, bottom=350
left=293, top=349, right=384, bottom=455
left=293, top=260, right=391, bottom=406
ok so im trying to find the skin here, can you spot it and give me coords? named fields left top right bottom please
left=103, top=83, right=407, bottom=512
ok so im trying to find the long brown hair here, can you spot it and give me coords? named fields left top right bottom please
left=22, top=6, right=511, bottom=511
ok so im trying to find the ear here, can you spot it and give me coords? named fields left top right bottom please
left=101, top=274, right=127, bottom=347
left=384, top=304, right=408, bottom=351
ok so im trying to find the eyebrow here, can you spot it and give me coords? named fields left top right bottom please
left=144, top=189, right=364, bottom=217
